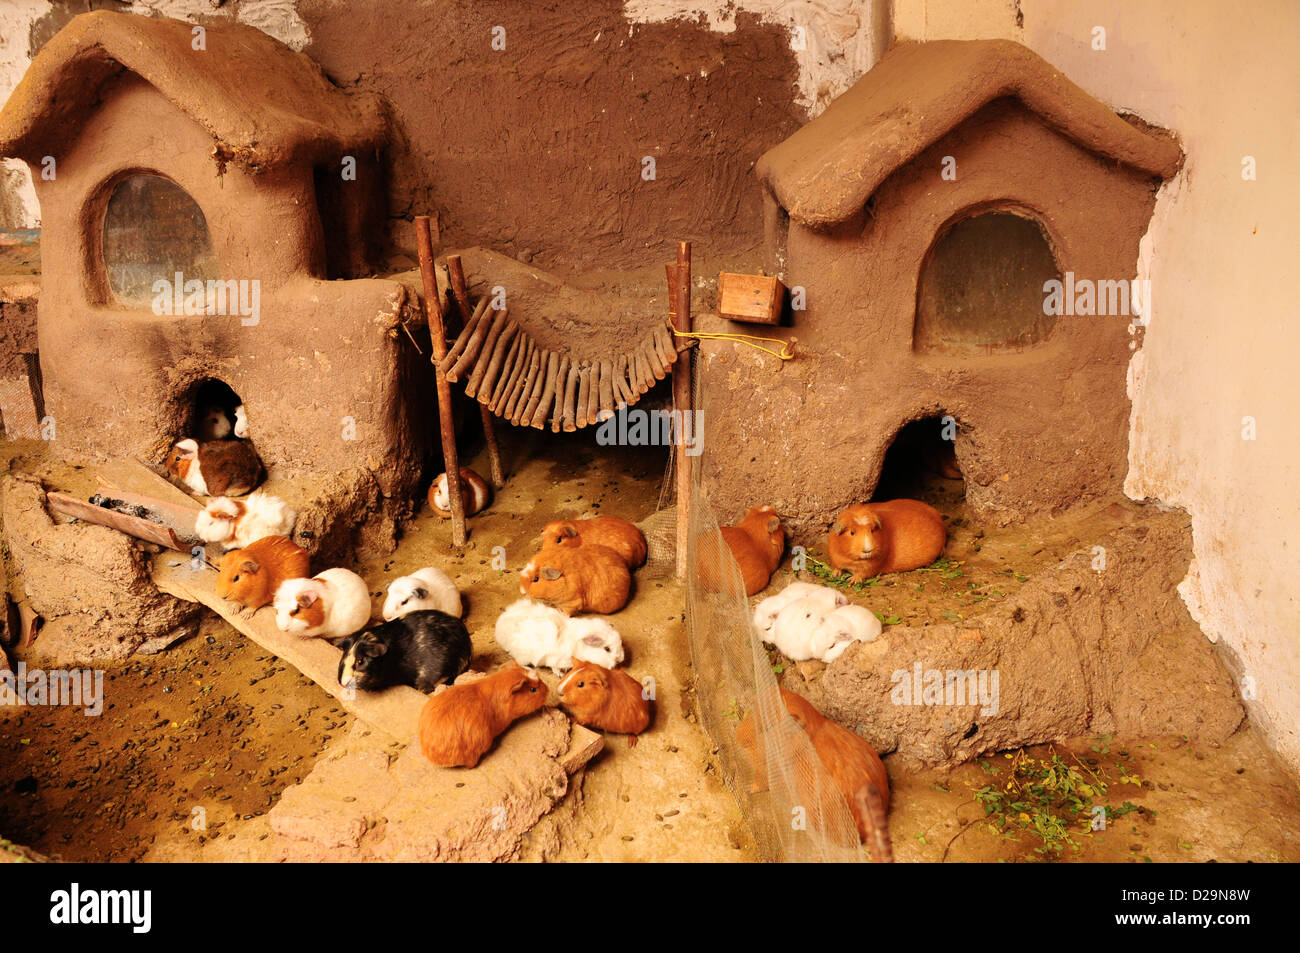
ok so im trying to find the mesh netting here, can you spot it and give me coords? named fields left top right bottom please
left=642, top=347, right=867, bottom=862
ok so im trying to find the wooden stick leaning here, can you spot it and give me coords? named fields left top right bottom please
left=438, top=296, right=490, bottom=375
left=672, top=241, right=693, bottom=578
left=550, top=353, right=571, bottom=432
left=461, top=308, right=507, bottom=397
left=585, top=361, right=600, bottom=427
left=562, top=361, right=579, bottom=432
left=597, top=359, right=614, bottom=422
left=447, top=306, right=498, bottom=383
left=446, top=256, right=506, bottom=488
left=417, top=215, right=467, bottom=547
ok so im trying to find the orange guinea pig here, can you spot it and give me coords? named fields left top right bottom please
left=828, top=499, right=946, bottom=582
left=519, top=539, right=631, bottom=615
left=540, top=516, right=647, bottom=570
left=719, top=505, right=785, bottom=596
left=782, top=689, right=892, bottom=863
left=558, top=658, right=651, bottom=747
left=428, top=467, right=491, bottom=518
left=215, top=535, right=310, bottom=614
left=418, top=664, right=549, bottom=768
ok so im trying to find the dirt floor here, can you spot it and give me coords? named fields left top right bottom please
left=1, top=418, right=1298, bottom=862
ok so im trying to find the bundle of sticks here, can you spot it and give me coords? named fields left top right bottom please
left=435, top=302, right=684, bottom=432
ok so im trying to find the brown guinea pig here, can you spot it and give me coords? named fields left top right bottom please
left=215, top=535, right=310, bottom=614
left=719, top=505, right=785, bottom=596
left=828, top=499, right=946, bottom=582
left=519, top=539, right=631, bottom=615
left=782, top=689, right=892, bottom=862
left=166, top=438, right=263, bottom=497
left=418, top=663, right=549, bottom=768
left=558, top=658, right=651, bottom=747
left=428, top=467, right=491, bottom=518
left=540, top=516, right=647, bottom=570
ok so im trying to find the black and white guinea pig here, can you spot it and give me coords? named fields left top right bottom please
left=337, top=609, right=473, bottom=694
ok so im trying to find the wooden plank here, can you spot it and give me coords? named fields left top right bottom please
left=47, top=492, right=186, bottom=552
left=151, top=555, right=425, bottom=743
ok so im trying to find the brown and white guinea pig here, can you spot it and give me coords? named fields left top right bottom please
left=428, top=467, right=491, bottom=518
left=165, top=438, right=263, bottom=497
left=418, top=663, right=549, bottom=768
left=558, top=658, right=651, bottom=747
left=194, top=491, right=296, bottom=551
left=828, top=499, right=946, bottom=582
left=519, top=539, right=631, bottom=615
left=781, top=689, right=892, bottom=863
left=272, top=568, right=372, bottom=641
left=215, top=535, right=310, bottom=614
left=540, top=516, right=647, bottom=570
left=719, top=505, right=785, bottom=596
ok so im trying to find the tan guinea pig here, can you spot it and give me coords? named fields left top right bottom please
left=828, top=499, right=946, bottom=582
left=166, top=438, right=263, bottom=497
left=429, top=467, right=491, bottom=518
left=519, top=540, right=631, bottom=615
left=418, top=664, right=549, bottom=768
left=718, top=505, right=785, bottom=596
left=540, top=516, right=647, bottom=570
left=215, top=535, right=310, bottom=614
left=558, top=658, right=651, bottom=747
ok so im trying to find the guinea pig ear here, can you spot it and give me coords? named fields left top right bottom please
left=832, top=520, right=846, bottom=536
left=765, top=516, right=781, bottom=534
left=581, top=634, right=605, bottom=647
left=296, top=590, right=319, bottom=608
left=175, top=439, right=199, bottom=459
left=509, top=673, right=535, bottom=694
left=541, top=566, right=563, bottom=581
left=560, top=525, right=579, bottom=539
left=411, top=586, right=429, bottom=600
left=361, top=640, right=387, bottom=658
left=240, top=559, right=260, bottom=573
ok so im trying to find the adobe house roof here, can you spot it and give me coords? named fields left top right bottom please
left=755, top=39, right=1184, bottom=229
left=0, top=10, right=386, bottom=174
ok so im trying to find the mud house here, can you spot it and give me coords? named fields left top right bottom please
left=0, top=12, right=429, bottom=501
left=700, top=39, right=1184, bottom=537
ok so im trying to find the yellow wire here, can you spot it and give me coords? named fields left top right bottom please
left=671, top=327, right=796, bottom=361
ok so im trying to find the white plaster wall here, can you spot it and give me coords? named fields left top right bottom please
left=623, top=0, right=889, bottom=115
left=895, top=0, right=1300, bottom=772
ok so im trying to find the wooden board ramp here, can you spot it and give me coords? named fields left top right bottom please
left=151, top=554, right=426, bottom=744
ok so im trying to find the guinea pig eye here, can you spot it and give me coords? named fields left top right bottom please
left=529, top=685, right=537, bottom=693
left=232, top=574, right=241, bottom=583
left=577, top=681, right=585, bottom=688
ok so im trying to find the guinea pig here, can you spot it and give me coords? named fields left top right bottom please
left=540, top=516, right=647, bottom=570
left=197, top=403, right=235, bottom=442
left=558, top=659, right=651, bottom=747
left=165, top=438, right=263, bottom=497
left=720, top=505, right=785, bottom=596
left=382, top=567, right=461, bottom=621
left=233, top=404, right=249, bottom=439
left=768, top=592, right=844, bottom=661
left=273, top=567, right=371, bottom=640
left=215, top=535, right=310, bottom=615
left=428, top=466, right=491, bottom=518
left=337, top=610, right=472, bottom=694
left=194, top=490, right=296, bottom=551
left=418, top=663, right=548, bottom=768
left=561, top=615, right=626, bottom=669
left=519, top=539, right=630, bottom=615
left=809, top=604, right=882, bottom=663
left=493, top=599, right=623, bottom=674
left=781, top=689, right=892, bottom=862
left=828, top=499, right=946, bottom=581
left=753, top=582, right=847, bottom=636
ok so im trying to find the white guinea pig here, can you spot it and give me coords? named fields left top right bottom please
left=383, top=566, right=461, bottom=621
left=195, top=491, right=296, bottom=550
left=493, top=599, right=624, bottom=674
left=769, top=594, right=843, bottom=661
left=561, top=615, right=625, bottom=669
left=810, top=604, right=882, bottom=663
left=273, top=568, right=371, bottom=640
left=753, top=581, right=846, bottom=635
left=233, top=404, right=249, bottom=439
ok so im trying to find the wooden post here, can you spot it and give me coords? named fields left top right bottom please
left=672, top=241, right=693, bottom=580
left=417, top=216, right=467, bottom=548
left=447, top=255, right=507, bottom=489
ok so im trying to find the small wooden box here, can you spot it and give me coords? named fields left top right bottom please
left=718, top=272, right=785, bottom=325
